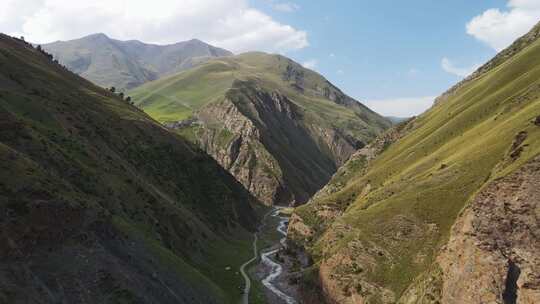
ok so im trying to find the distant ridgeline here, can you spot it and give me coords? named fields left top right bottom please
left=42, top=33, right=232, bottom=90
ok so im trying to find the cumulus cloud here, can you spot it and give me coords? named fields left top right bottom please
left=364, top=96, right=436, bottom=117
left=272, top=2, right=300, bottom=13
left=441, top=57, right=480, bottom=78
left=466, top=0, right=540, bottom=51
left=0, top=0, right=308, bottom=54
left=302, top=59, right=318, bottom=70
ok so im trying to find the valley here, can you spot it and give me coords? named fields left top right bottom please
left=1, top=6, right=540, bottom=304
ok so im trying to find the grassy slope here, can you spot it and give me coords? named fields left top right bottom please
left=293, top=26, right=540, bottom=298
left=130, top=52, right=390, bottom=142
left=0, top=34, right=260, bottom=303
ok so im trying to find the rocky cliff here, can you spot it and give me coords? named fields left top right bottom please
left=131, top=53, right=391, bottom=206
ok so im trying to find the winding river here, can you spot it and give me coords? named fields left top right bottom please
left=240, top=208, right=297, bottom=304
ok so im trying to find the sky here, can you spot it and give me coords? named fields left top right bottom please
left=2, top=0, right=540, bottom=117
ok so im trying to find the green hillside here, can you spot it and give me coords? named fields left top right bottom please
left=289, top=21, right=540, bottom=302
left=131, top=52, right=388, bottom=137
left=130, top=52, right=391, bottom=205
left=0, top=34, right=260, bottom=304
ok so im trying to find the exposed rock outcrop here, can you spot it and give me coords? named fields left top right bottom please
left=174, top=79, right=382, bottom=206
left=135, top=52, right=391, bottom=206
left=436, top=155, right=540, bottom=304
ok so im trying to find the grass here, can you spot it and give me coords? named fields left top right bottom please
left=0, top=34, right=260, bottom=304
left=130, top=61, right=236, bottom=122
left=129, top=51, right=391, bottom=206
left=293, top=28, right=540, bottom=299
left=129, top=52, right=390, bottom=142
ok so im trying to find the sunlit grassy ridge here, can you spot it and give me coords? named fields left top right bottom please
left=292, top=25, right=540, bottom=299
left=130, top=51, right=389, bottom=141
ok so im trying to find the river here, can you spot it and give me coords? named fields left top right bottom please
left=239, top=208, right=298, bottom=304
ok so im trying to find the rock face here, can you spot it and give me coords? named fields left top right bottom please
left=42, top=33, right=232, bottom=90
left=194, top=81, right=367, bottom=205
left=133, top=53, right=391, bottom=206
left=436, top=155, right=540, bottom=304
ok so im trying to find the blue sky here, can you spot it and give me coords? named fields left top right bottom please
left=3, top=0, right=540, bottom=116
left=251, top=0, right=537, bottom=116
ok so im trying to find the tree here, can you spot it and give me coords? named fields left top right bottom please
left=109, top=87, right=116, bottom=93
left=125, top=96, right=132, bottom=103
left=119, top=92, right=125, bottom=99
left=37, top=45, right=42, bottom=52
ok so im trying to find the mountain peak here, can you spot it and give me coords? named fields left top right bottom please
left=83, top=32, right=110, bottom=40
left=42, top=35, right=232, bottom=90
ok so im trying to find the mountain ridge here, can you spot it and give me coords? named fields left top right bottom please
left=42, top=33, right=232, bottom=90
left=130, top=51, right=392, bottom=205
left=289, top=21, right=540, bottom=304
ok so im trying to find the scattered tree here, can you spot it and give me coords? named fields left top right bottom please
left=125, top=96, right=132, bottom=103
left=109, top=87, right=116, bottom=93
left=119, top=92, right=125, bottom=100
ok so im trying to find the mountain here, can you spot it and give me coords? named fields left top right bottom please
left=42, top=33, right=232, bottom=90
left=0, top=34, right=260, bottom=304
left=129, top=52, right=392, bottom=205
left=288, top=22, right=540, bottom=303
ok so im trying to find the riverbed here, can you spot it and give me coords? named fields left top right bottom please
left=240, top=208, right=301, bottom=304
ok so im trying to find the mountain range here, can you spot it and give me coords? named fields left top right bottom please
left=42, top=33, right=232, bottom=90
left=2, top=19, right=540, bottom=304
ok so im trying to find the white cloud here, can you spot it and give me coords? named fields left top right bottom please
left=364, top=96, right=436, bottom=117
left=0, top=0, right=308, bottom=54
left=466, top=0, right=540, bottom=51
left=272, top=2, right=300, bottom=13
left=302, top=59, right=318, bottom=70
left=337, top=69, right=344, bottom=75
left=329, top=53, right=336, bottom=58
left=441, top=57, right=480, bottom=78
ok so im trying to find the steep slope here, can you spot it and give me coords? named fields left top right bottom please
left=0, top=34, right=258, bottom=304
left=42, top=33, right=232, bottom=90
left=130, top=52, right=391, bottom=205
left=289, top=22, right=540, bottom=303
